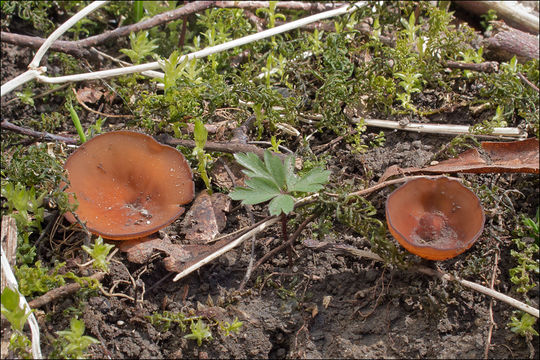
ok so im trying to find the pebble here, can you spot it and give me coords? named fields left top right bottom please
left=117, top=320, right=124, bottom=326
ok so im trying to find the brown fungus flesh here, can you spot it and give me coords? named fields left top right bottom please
left=385, top=176, right=485, bottom=260
left=62, top=131, right=194, bottom=240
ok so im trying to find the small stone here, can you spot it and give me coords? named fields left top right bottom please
left=116, top=320, right=124, bottom=326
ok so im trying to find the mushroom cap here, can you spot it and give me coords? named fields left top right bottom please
left=62, top=131, right=194, bottom=240
left=385, top=177, right=484, bottom=260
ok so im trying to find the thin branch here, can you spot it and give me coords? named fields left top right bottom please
left=517, top=72, right=540, bottom=93
left=33, top=1, right=367, bottom=85
left=154, top=133, right=285, bottom=159
left=355, top=118, right=527, bottom=138
left=445, top=60, right=499, bottom=73
left=29, top=1, right=108, bottom=69
left=173, top=216, right=280, bottom=282
left=304, top=238, right=539, bottom=318
left=215, top=1, right=349, bottom=12
left=72, top=1, right=215, bottom=49
left=1, top=120, right=78, bottom=144
left=28, top=272, right=106, bottom=309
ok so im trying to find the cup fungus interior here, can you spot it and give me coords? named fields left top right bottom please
left=62, top=131, right=194, bottom=240
left=385, top=177, right=485, bottom=260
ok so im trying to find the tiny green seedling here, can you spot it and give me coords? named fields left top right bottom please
left=82, top=236, right=115, bottom=272
left=55, top=317, right=99, bottom=359
left=184, top=319, right=213, bottom=346
left=218, top=317, right=243, bottom=337
left=120, top=31, right=158, bottom=64
left=1, top=287, right=33, bottom=358
left=193, top=119, right=212, bottom=192
left=66, top=101, right=86, bottom=143
left=230, top=150, right=330, bottom=265
left=1, top=287, right=32, bottom=332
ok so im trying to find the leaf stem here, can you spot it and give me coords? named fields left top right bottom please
left=281, top=212, right=292, bottom=267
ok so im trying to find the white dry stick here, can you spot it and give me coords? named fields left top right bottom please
left=1, top=1, right=108, bottom=96
left=1, top=246, right=42, bottom=359
left=29, top=1, right=108, bottom=69
left=442, top=272, right=539, bottom=318
left=32, top=2, right=367, bottom=85
left=356, top=118, right=527, bottom=139
left=173, top=216, right=280, bottom=282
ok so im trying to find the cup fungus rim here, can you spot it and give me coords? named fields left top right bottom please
left=62, top=130, right=194, bottom=240
left=385, top=176, right=485, bottom=257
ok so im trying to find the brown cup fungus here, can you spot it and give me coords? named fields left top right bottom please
left=62, top=131, right=194, bottom=240
left=385, top=177, right=484, bottom=260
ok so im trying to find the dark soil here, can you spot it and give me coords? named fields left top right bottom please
left=1, top=3, right=539, bottom=360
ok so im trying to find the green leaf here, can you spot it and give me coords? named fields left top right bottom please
left=268, top=194, right=295, bottom=216
left=233, top=152, right=271, bottom=179
left=289, top=168, right=331, bottom=193
left=229, top=185, right=277, bottom=205
left=1, top=287, right=19, bottom=312
left=264, top=150, right=286, bottom=188
left=193, top=119, right=208, bottom=150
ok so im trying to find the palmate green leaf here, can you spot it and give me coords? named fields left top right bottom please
left=264, top=150, right=286, bottom=188
left=288, top=167, right=331, bottom=193
left=233, top=152, right=272, bottom=180
left=268, top=194, right=295, bottom=216
left=229, top=177, right=281, bottom=205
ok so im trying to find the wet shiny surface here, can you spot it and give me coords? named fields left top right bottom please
left=386, top=177, right=484, bottom=260
left=62, top=131, right=194, bottom=240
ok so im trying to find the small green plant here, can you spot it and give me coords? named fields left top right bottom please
left=184, top=318, right=213, bottom=346
left=1, top=182, right=45, bottom=231
left=1, top=287, right=33, bottom=359
left=66, top=101, right=86, bottom=143
left=192, top=119, right=212, bottom=192
left=120, top=31, right=158, bottom=64
left=146, top=311, right=189, bottom=332
left=230, top=150, right=330, bottom=265
left=509, top=209, right=539, bottom=294
left=480, top=9, right=498, bottom=33
left=509, top=311, right=538, bottom=338
left=81, top=236, right=115, bottom=272
left=229, top=150, right=330, bottom=216
left=15, top=88, right=35, bottom=107
left=218, top=317, right=243, bottom=337
left=54, top=317, right=99, bottom=359
left=16, top=260, right=66, bottom=297
left=156, top=50, right=189, bottom=92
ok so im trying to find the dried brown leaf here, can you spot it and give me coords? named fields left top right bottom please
left=380, top=138, right=539, bottom=182
left=181, top=190, right=231, bottom=244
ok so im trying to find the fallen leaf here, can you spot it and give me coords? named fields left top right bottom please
left=380, top=138, right=539, bottom=182
left=209, top=156, right=246, bottom=190
left=117, top=235, right=191, bottom=265
left=180, top=190, right=231, bottom=244
left=76, top=87, right=103, bottom=104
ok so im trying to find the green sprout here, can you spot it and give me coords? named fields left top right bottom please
left=82, top=236, right=115, bottom=272
left=55, top=318, right=99, bottom=359
left=218, top=317, right=243, bottom=337
left=1, top=287, right=33, bottom=359
left=120, top=31, right=158, bottom=64
left=184, top=319, right=213, bottom=346
left=66, top=101, right=86, bottom=143
left=193, top=119, right=212, bottom=192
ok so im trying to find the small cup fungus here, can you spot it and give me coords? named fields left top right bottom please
left=385, top=176, right=484, bottom=260
left=62, top=131, right=194, bottom=240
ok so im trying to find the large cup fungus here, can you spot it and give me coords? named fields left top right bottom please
left=62, top=131, right=194, bottom=240
left=385, top=177, right=484, bottom=260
